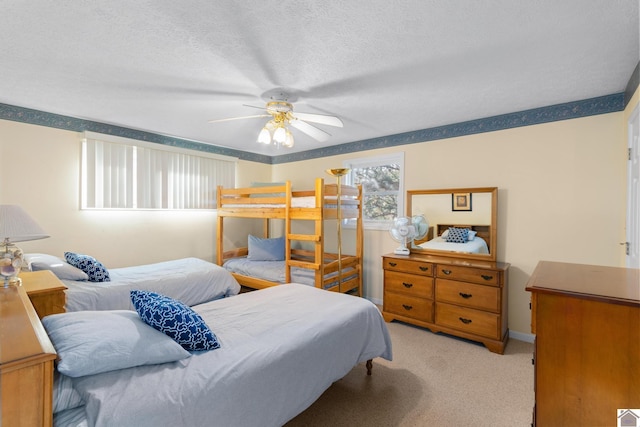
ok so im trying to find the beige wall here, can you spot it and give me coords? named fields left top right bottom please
left=0, top=120, right=271, bottom=267
left=274, top=112, right=627, bottom=336
left=0, top=108, right=630, bottom=336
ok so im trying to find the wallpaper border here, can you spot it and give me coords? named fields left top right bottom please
left=271, top=93, right=624, bottom=164
left=0, top=93, right=625, bottom=165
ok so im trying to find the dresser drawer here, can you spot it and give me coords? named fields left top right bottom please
left=436, top=302, right=500, bottom=339
left=435, top=265, right=499, bottom=286
left=383, top=257, right=433, bottom=276
left=435, top=278, right=500, bottom=312
left=385, top=292, right=433, bottom=322
left=385, top=271, right=433, bottom=298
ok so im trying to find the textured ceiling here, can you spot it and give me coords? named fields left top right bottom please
left=1, top=1, right=638, bottom=156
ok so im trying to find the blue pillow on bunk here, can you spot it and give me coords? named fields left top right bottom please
left=247, top=235, right=285, bottom=261
left=64, top=251, right=110, bottom=282
left=130, top=290, right=220, bottom=351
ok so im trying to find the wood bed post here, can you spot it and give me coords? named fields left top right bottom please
left=216, top=185, right=224, bottom=265
left=356, top=184, right=363, bottom=297
left=315, top=178, right=324, bottom=288
left=285, top=181, right=292, bottom=283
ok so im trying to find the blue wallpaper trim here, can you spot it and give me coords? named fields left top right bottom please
left=0, top=103, right=271, bottom=164
left=0, top=93, right=625, bottom=166
left=271, top=93, right=625, bottom=164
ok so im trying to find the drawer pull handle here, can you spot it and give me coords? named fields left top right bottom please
left=389, top=262, right=397, bottom=267
left=459, top=292, right=472, bottom=299
left=442, top=269, right=452, bottom=275
left=481, top=275, right=493, bottom=281
left=459, top=317, right=472, bottom=324
left=402, top=282, right=413, bottom=288
left=402, top=304, right=413, bottom=311
left=419, top=266, right=429, bottom=271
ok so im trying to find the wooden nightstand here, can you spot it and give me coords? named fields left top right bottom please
left=20, top=270, right=67, bottom=319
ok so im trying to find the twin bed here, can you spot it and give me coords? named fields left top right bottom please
left=216, top=179, right=363, bottom=295
left=49, top=285, right=391, bottom=426
left=25, top=254, right=242, bottom=311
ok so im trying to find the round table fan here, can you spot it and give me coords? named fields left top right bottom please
left=389, top=215, right=429, bottom=255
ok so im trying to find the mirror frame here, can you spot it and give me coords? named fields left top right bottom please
left=407, top=187, right=498, bottom=261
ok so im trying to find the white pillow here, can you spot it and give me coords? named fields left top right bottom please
left=42, top=310, right=191, bottom=377
left=24, top=253, right=89, bottom=281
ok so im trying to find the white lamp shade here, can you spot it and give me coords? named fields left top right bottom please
left=273, top=126, right=287, bottom=144
left=257, top=127, right=271, bottom=144
left=0, top=205, right=49, bottom=242
left=283, top=129, right=294, bottom=147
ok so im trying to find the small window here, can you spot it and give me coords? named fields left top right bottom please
left=344, top=152, right=404, bottom=230
left=81, top=132, right=236, bottom=210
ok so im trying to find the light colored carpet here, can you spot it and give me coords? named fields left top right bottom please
left=286, top=321, right=534, bottom=426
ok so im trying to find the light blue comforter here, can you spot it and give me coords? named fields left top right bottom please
left=64, top=257, right=241, bottom=311
left=57, top=284, right=392, bottom=427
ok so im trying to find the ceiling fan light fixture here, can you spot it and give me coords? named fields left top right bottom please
left=257, top=127, right=271, bottom=144
left=283, top=129, right=294, bottom=147
left=273, top=126, right=287, bottom=144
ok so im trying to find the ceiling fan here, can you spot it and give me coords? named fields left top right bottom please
left=209, top=91, right=343, bottom=148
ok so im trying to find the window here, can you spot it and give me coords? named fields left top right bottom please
left=81, top=132, right=236, bottom=210
left=344, top=152, right=404, bottom=230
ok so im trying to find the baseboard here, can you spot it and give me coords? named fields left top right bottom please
left=509, top=330, right=535, bottom=343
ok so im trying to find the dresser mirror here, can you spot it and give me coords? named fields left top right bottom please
left=407, top=187, right=498, bottom=261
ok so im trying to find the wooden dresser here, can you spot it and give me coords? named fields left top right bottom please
left=0, top=284, right=57, bottom=427
left=382, top=252, right=510, bottom=353
left=526, top=261, right=640, bottom=426
left=21, top=270, right=67, bottom=319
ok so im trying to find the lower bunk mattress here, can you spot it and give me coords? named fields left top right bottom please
left=222, top=257, right=357, bottom=289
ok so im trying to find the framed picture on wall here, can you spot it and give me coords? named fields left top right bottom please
left=452, top=192, right=472, bottom=211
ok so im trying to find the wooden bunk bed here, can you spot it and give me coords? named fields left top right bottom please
left=216, top=178, right=363, bottom=296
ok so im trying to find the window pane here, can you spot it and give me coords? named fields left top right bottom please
left=363, top=193, right=398, bottom=220
left=352, top=164, right=400, bottom=192
left=82, top=135, right=235, bottom=210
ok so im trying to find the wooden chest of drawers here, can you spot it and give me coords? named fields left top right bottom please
left=382, top=253, right=509, bottom=353
left=526, top=261, right=640, bottom=426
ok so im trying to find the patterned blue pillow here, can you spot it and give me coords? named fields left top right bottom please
left=130, top=290, right=220, bottom=351
left=64, top=252, right=110, bottom=282
left=444, top=227, right=469, bottom=243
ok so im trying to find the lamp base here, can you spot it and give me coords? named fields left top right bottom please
left=1, top=241, right=24, bottom=288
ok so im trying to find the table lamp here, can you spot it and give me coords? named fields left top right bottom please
left=0, top=205, right=49, bottom=287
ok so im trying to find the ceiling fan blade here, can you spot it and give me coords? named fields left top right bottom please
left=208, top=114, right=269, bottom=124
left=242, top=104, right=267, bottom=110
left=292, top=112, right=343, bottom=128
left=289, top=119, right=331, bottom=142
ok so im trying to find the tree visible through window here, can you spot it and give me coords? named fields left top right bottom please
left=345, top=153, right=404, bottom=229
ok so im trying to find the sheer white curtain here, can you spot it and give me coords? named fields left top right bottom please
left=82, top=134, right=236, bottom=210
